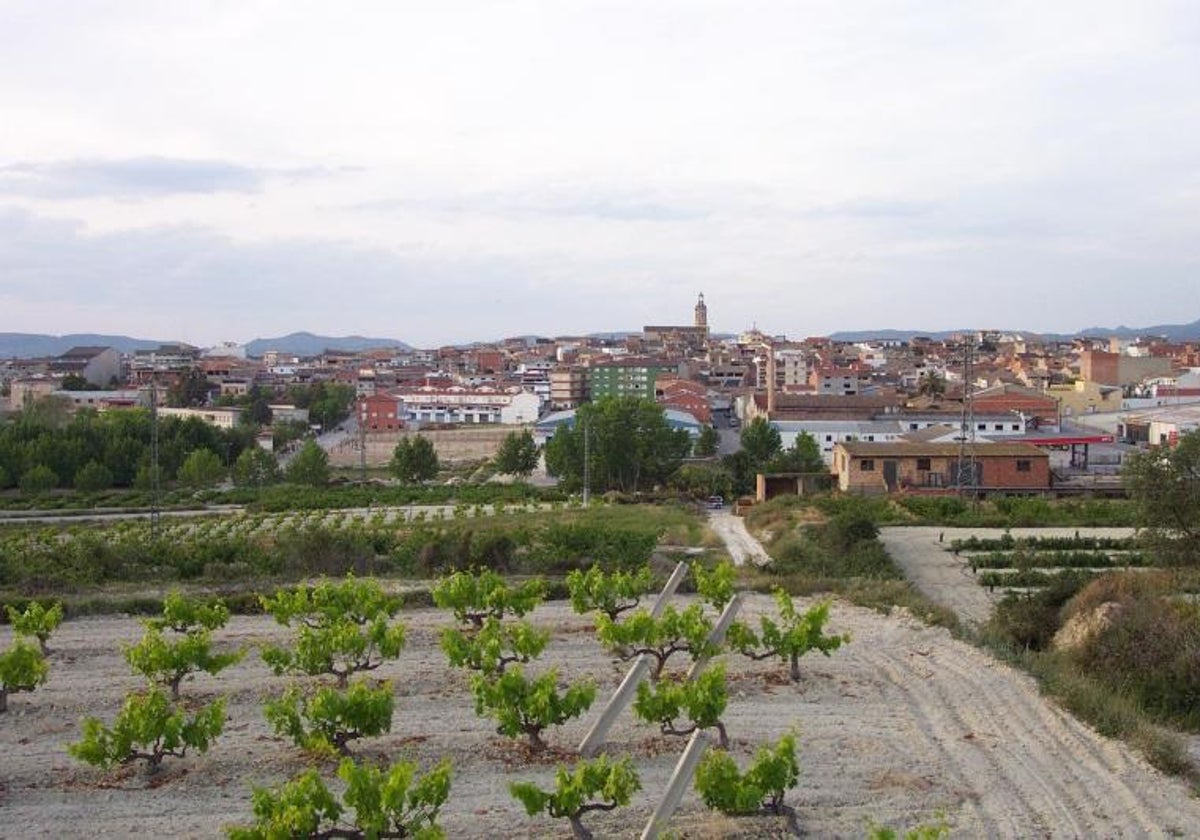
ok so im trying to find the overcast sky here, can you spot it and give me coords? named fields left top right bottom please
left=2, top=1, right=1198, bottom=347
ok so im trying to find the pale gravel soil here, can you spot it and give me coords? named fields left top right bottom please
left=4, top=592, right=1200, bottom=839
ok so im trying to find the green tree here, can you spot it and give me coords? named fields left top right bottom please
left=73, top=459, right=114, bottom=492
left=916, top=370, right=946, bottom=400
left=769, top=431, right=825, bottom=473
left=286, top=440, right=330, bottom=487
left=1124, top=431, right=1200, bottom=567
left=232, top=446, right=280, bottom=487
left=390, top=435, right=440, bottom=483
left=124, top=627, right=244, bottom=699
left=544, top=397, right=692, bottom=494
left=60, top=373, right=90, bottom=391
left=693, top=425, right=720, bottom=458
left=595, top=604, right=716, bottom=680
left=19, top=464, right=58, bottom=495
left=432, top=569, right=545, bottom=629
left=168, top=368, right=215, bottom=408
left=739, top=418, right=782, bottom=469
left=177, top=448, right=226, bottom=488
left=494, top=429, right=540, bottom=477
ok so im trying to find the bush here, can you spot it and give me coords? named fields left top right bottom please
left=0, top=640, right=48, bottom=713
left=124, top=626, right=245, bottom=699
left=727, top=593, right=849, bottom=682
left=470, top=666, right=596, bottom=751
left=566, top=565, right=654, bottom=621
left=1070, top=597, right=1200, bottom=729
left=265, top=679, right=394, bottom=756
left=510, top=755, right=640, bottom=840
left=260, top=576, right=406, bottom=687
left=634, top=664, right=729, bottom=747
left=5, top=600, right=64, bottom=654
left=70, top=688, right=225, bottom=773
left=227, top=756, right=452, bottom=839
left=694, top=731, right=799, bottom=816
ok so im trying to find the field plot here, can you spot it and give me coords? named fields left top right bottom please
left=3, top=592, right=1198, bottom=838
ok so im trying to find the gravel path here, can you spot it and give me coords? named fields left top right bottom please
left=707, top=511, right=771, bottom=566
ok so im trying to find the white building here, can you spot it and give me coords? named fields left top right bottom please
left=394, top=385, right=540, bottom=425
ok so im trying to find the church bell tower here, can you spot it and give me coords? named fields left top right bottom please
left=694, top=293, right=708, bottom=329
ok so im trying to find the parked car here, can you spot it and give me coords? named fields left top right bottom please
left=706, top=495, right=724, bottom=510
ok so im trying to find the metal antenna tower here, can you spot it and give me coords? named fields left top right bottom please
left=956, top=341, right=977, bottom=498
left=149, top=374, right=161, bottom=537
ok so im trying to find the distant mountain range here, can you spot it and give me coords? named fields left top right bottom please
left=830, top=318, right=1200, bottom=344
left=0, top=331, right=412, bottom=359
left=244, top=332, right=411, bottom=357
left=0, top=333, right=170, bottom=358
left=3, top=318, right=1198, bottom=360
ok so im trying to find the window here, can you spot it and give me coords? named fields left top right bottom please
left=1011, top=424, right=1020, bottom=431
left=1016, top=459, right=1031, bottom=472
left=825, top=435, right=833, bottom=442
left=910, top=423, right=919, bottom=430
left=916, top=458, right=931, bottom=471
left=994, top=424, right=1003, bottom=431
left=860, top=459, right=875, bottom=471
left=977, top=423, right=987, bottom=431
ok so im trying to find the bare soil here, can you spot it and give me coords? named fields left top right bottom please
left=4, top=592, right=1198, bottom=838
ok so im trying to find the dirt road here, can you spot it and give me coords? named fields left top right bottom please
left=707, top=511, right=772, bottom=566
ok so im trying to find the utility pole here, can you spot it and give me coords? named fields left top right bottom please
left=582, top=416, right=590, bottom=507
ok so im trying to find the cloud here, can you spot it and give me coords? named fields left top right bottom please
left=0, top=157, right=336, bottom=199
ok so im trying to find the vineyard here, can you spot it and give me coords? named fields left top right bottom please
left=0, top=503, right=702, bottom=597
left=947, top=534, right=1147, bottom=595
left=6, top=583, right=1200, bottom=836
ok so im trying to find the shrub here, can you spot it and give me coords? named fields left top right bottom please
left=19, top=464, right=58, bottom=495
left=440, top=617, right=549, bottom=676
left=694, top=731, right=799, bottom=816
left=265, top=679, right=394, bottom=756
left=693, top=560, right=736, bottom=610
left=1070, top=597, right=1200, bottom=728
left=0, top=640, right=48, bottom=713
left=70, top=688, right=225, bottom=773
left=727, top=593, right=848, bottom=682
left=566, top=566, right=654, bottom=621
left=145, top=590, right=230, bottom=633
left=510, top=755, right=641, bottom=840
left=633, top=664, right=729, bottom=747
left=470, top=666, right=596, bottom=751
left=595, top=604, right=715, bottom=680
left=432, top=569, right=545, bottom=629
left=5, top=600, right=64, bottom=654
left=260, top=576, right=406, bottom=687
left=227, top=756, right=452, bottom=839
left=125, top=626, right=245, bottom=699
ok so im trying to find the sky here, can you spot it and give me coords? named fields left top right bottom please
left=1, top=1, right=1198, bottom=347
